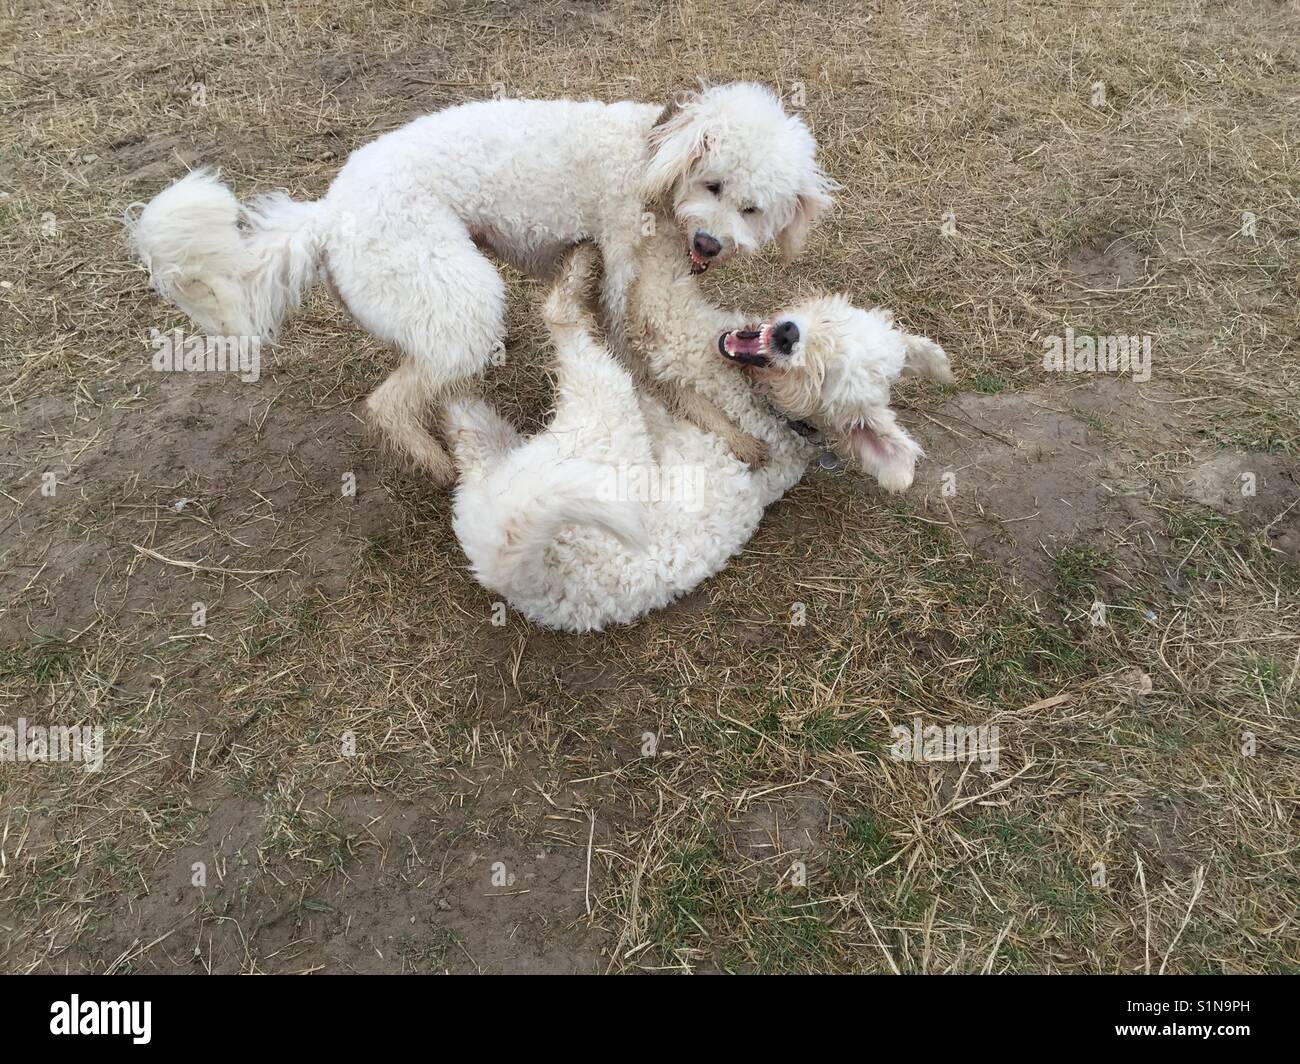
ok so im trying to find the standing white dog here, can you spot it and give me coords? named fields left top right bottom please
left=445, top=225, right=953, bottom=632
left=127, top=84, right=834, bottom=484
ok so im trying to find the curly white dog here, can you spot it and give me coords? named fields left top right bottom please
left=127, top=83, right=834, bottom=484
left=445, top=223, right=953, bottom=632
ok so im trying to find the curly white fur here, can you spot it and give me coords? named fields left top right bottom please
left=126, top=84, right=833, bottom=486
left=446, top=225, right=954, bottom=632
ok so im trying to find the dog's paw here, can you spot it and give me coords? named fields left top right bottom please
left=426, top=463, right=458, bottom=490
left=904, top=336, right=955, bottom=384
left=542, top=287, right=584, bottom=330
left=875, top=463, right=915, bottom=494
left=731, top=434, right=769, bottom=470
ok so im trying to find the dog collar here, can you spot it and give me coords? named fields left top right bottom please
left=750, top=385, right=840, bottom=469
left=777, top=409, right=839, bottom=469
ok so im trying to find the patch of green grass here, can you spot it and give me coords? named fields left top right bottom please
left=1053, top=545, right=1111, bottom=592
left=292, top=598, right=324, bottom=637
left=976, top=810, right=1052, bottom=853
left=361, top=530, right=402, bottom=566
left=0, top=644, right=80, bottom=684
left=1242, top=652, right=1283, bottom=694
left=739, top=889, right=834, bottom=973
left=843, top=812, right=894, bottom=865
left=785, top=689, right=882, bottom=753
left=971, top=371, right=1008, bottom=394
left=650, top=837, right=726, bottom=954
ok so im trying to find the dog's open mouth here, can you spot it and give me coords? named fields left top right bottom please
left=689, top=247, right=712, bottom=274
left=717, top=324, right=772, bottom=367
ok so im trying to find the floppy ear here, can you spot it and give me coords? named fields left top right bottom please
left=845, top=408, right=923, bottom=493
left=778, top=182, right=835, bottom=261
left=642, top=93, right=710, bottom=208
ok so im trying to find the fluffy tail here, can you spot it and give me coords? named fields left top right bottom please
left=456, top=458, right=648, bottom=595
left=125, top=168, right=324, bottom=340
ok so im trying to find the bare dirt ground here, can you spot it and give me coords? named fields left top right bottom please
left=1, top=0, right=1297, bottom=973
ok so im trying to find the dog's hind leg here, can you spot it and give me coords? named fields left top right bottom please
left=365, top=360, right=461, bottom=482
left=542, top=247, right=653, bottom=463
left=328, top=197, right=506, bottom=487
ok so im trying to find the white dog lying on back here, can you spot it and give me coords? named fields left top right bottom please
left=446, top=222, right=953, bottom=632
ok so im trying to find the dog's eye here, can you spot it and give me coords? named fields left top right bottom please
left=705, top=181, right=722, bottom=195
left=742, top=206, right=759, bottom=215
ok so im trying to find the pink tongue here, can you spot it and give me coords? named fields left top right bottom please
left=727, top=331, right=763, bottom=356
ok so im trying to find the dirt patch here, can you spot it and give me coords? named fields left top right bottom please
left=104, top=131, right=215, bottom=189
left=0, top=365, right=394, bottom=644
left=49, top=775, right=607, bottom=974
left=726, top=792, right=827, bottom=888
left=908, top=377, right=1300, bottom=603
left=301, top=47, right=460, bottom=116
left=909, top=379, right=1172, bottom=608
left=1063, top=233, right=1147, bottom=296
left=1131, top=793, right=1199, bottom=881
left=1182, top=451, right=1300, bottom=561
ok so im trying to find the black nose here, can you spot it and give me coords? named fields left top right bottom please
left=772, top=320, right=800, bottom=355
left=692, top=231, right=722, bottom=259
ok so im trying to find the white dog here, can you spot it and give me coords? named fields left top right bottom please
left=127, top=84, right=834, bottom=484
left=445, top=222, right=954, bottom=632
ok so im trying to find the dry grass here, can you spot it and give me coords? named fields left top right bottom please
left=1, top=0, right=1297, bottom=973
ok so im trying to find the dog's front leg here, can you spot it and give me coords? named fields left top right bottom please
left=656, top=377, right=768, bottom=469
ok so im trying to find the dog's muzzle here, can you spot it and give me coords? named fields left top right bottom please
left=770, top=320, right=800, bottom=356
left=689, top=231, right=724, bottom=274
left=717, top=324, right=772, bottom=367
